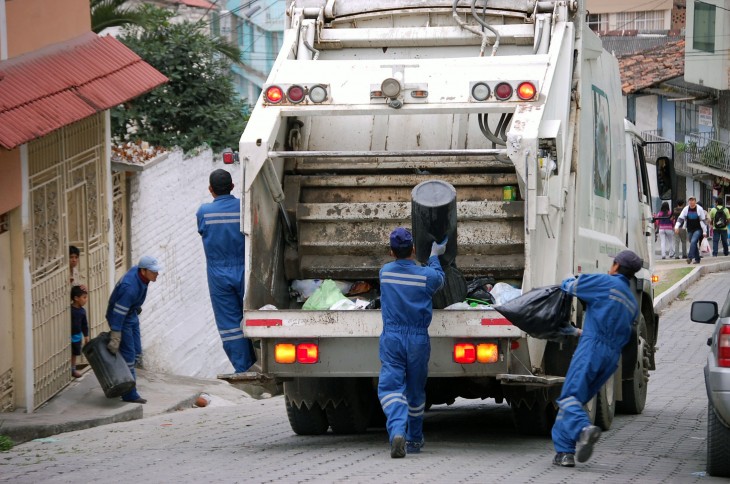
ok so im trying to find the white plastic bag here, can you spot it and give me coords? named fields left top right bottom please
left=700, top=237, right=711, bottom=254
left=490, top=282, right=522, bottom=306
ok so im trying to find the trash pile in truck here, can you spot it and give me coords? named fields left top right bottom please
left=267, top=276, right=523, bottom=311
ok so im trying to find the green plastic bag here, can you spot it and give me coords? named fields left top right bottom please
left=302, top=279, right=348, bottom=310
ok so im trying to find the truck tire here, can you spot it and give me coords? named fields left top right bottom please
left=511, top=398, right=557, bottom=437
left=617, top=314, right=649, bottom=414
left=595, top=374, right=616, bottom=430
left=285, top=396, right=329, bottom=435
left=326, top=397, right=370, bottom=434
left=707, top=400, right=730, bottom=477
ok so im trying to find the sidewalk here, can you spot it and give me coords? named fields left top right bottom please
left=2, top=257, right=728, bottom=448
left=0, top=368, right=255, bottom=446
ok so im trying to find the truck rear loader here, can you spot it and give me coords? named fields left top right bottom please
left=226, top=0, right=659, bottom=436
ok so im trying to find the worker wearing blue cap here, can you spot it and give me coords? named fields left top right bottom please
left=378, top=227, right=446, bottom=458
left=551, top=249, right=642, bottom=467
left=106, top=255, right=161, bottom=404
left=196, top=169, right=256, bottom=373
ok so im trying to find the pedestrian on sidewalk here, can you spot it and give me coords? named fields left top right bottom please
left=105, top=255, right=161, bottom=404
left=674, top=197, right=707, bottom=264
left=377, top=228, right=446, bottom=458
left=709, top=197, right=730, bottom=257
left=654, top=202, right=674, bottom=259
left=196, top=169, right=256, bottom=373
left=70, top=285, right=89, bottom=378
left=672, top=200, right=687, bottom=259
left=551, top=250, right=642, bottom=468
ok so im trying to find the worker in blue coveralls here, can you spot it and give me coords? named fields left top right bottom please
left=106, top=255, right=161, bottom=404
left=196, top=169, right=255, bottom=373
left=378, top=227, right=446, bottom=458
left=551, top=249, right=642, bottom=467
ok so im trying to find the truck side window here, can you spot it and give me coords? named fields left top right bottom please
left=632, top=142, right=650, bottom=204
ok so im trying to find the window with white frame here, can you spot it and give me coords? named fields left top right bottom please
left=614, top=10, right=666, bottom=30
left=587, top=13, right=609, bottom=32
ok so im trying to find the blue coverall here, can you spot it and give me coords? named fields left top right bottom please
left=106, top=266, right=148, bottom=402
left=196, top=194, right=255, bottom=373
left=551, top=273, right=639, bottom=454
left=378, top=256, right=445, bottom=446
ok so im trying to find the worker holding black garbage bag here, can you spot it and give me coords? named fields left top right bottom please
left=495, top=249, right=642, bottom=468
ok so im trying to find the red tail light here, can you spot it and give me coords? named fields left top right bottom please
left=516, top=82, right=536, bottom=100
left=494, top=82, right=513, bottom=100
left=454, top=343, right=476, bottom=364
left=297, top=343, right=319, bottom=364
left=265, top=86, right=284, bottom=103
left=718, top=325, right=730, bottom=367
left=287, top=85, right=305, bottom=103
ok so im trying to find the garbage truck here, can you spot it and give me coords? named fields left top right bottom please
left=226, top=0, right=659, bottom=436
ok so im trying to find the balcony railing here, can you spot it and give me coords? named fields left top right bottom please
left=680, top=131, right=730, bottom=174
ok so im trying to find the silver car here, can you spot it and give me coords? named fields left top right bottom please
left=691, top=296, right=730, bottom=478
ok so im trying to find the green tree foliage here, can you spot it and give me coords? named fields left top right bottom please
left=91, top=0, right=144, bottom=33
left=112, top=6, right=248, bottom=153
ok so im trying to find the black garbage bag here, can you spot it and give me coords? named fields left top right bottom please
left=466, top=277, right=496, bottom=305
left=492, top=285, right=574, bottom=340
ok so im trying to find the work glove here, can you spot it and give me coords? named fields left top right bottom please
left=430, top=237, right=448, bottom=257
left=108, top=331, right=122, bottom=355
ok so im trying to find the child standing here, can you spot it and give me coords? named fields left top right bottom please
left=71, top=285, right=90, bottom=378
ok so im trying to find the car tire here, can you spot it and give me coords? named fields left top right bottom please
left=707, top=399, right=730, bottom=477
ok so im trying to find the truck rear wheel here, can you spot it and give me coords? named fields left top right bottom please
left=617, top=314, right=649, bottom=414
left=595, top=374, right=616, bottom=430
left=285, top=396, right=329, bottom=435
left=511, top=398, right=557, bottom=437
left=326, top=397, right=370, bottom=434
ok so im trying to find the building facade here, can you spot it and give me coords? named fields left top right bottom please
left=0, top=0, right=165, bottom=412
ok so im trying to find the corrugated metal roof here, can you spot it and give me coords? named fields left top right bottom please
left=0, top=32, right=168, bottom=150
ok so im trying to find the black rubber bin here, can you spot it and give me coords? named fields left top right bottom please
left=82, top=332, right=136, bottom=398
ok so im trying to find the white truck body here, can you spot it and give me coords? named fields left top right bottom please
left=232, top=0, right=658, bottom=435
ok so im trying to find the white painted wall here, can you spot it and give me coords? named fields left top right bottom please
left=634, top=95, right=658, bottom=135
left=128, top=149, right=242, bottom=378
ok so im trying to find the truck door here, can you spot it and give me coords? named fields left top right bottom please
left=630, top=138, right=654, bottom=265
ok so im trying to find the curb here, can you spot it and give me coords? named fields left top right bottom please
left=0, top=405, right=142, bottom=446
left=653, top=260, right=730, bottom=313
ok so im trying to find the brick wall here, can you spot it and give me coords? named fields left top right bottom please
left=128, top=149, right=242, bottom=378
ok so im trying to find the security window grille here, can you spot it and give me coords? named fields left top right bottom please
left=615, top=10, right=666, bottom=30
left=0, top=213, right=7, bottom=234
left=693, top=2, right=716, bottom=53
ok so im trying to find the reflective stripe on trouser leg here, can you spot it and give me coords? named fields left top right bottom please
left=405, top=334, right=430, bottom=443
left=378, top=332, right=408, bottom=441
left=119, top=323, right=141, bottom=401
left=208, top=267, right=255, bottom=372
left=552, top=337, right=619, bottom=453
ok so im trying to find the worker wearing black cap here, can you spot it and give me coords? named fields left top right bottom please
left=196, top=169, right=256, bottom=373
left=378, top=227, right=446, bottom=458
left=551, top=249, right=642, bottom=468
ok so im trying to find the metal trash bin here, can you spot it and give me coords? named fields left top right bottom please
left=82, top=332, right=136, bottom=398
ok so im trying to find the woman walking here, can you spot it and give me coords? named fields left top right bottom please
left=655, top=201, right=674, bottom=259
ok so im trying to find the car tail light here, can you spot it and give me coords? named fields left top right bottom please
left=476, top=343, right=499, bottom=363
left=454, top=343, right=476, bottom=364
left=297, top=343, right=319, bottom=364
left=287, top=85, right=305, bottom=103
left=718, top=325, right=730, bottom=367
left=510, top=340, right=520, bottom=350
left=265, top=85, right=284, bottom=104
left=494, top=82, right=513, bottom=100
left=275, top=343, right=296, bottom=364
left=651, top=274, right=659, bottom=283
left=516, top=81, right=536, bottom=100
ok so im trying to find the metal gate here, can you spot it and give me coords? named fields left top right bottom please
left=112, top=171, right=129, bottom=281
left=27, top=113, right=110, bottom=408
